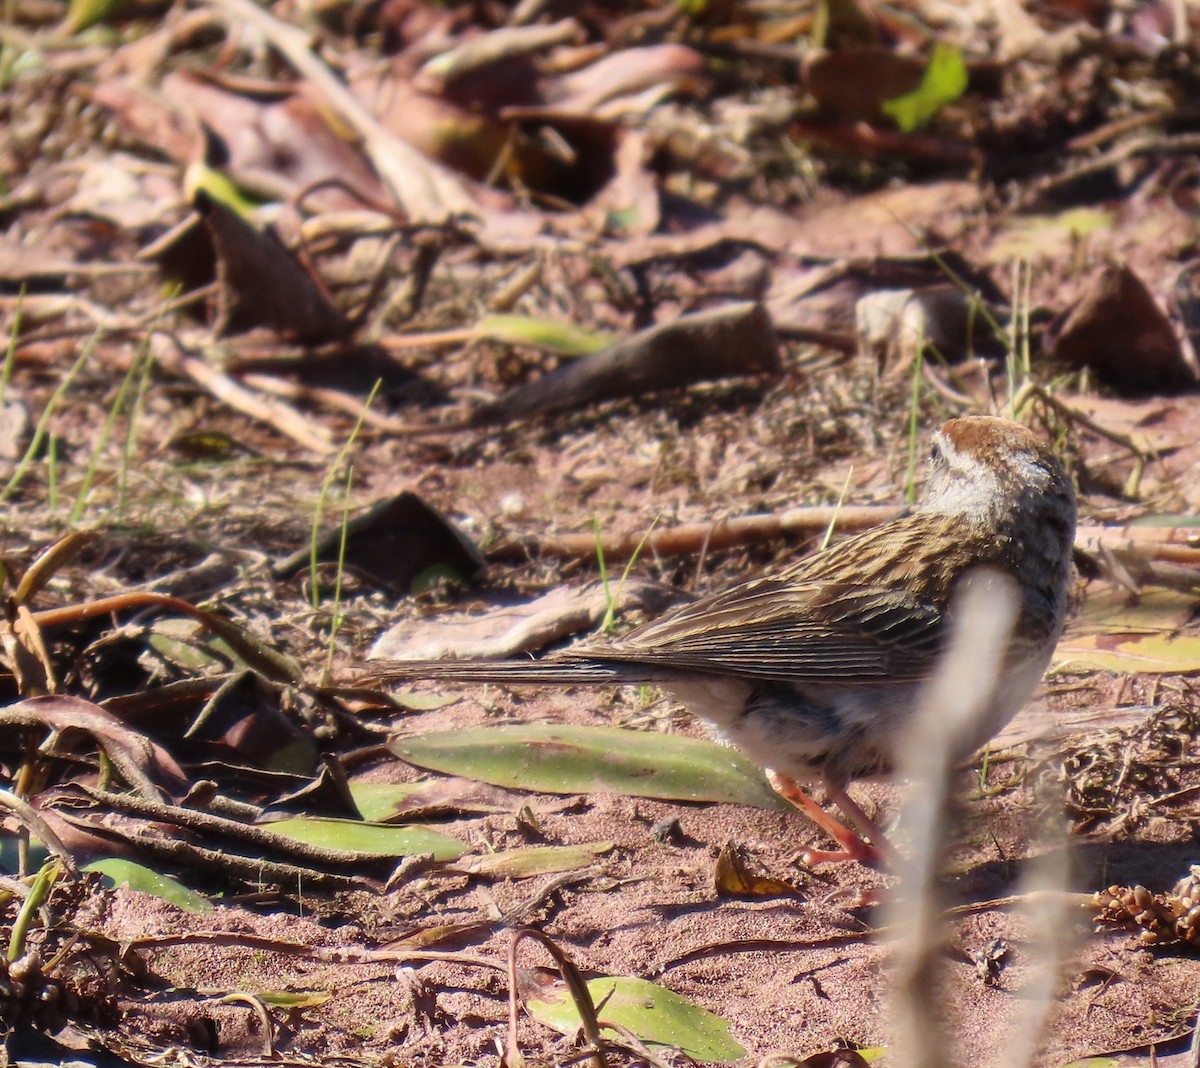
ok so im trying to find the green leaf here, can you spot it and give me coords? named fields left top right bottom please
left=389, top=724, right=788, bottom=809
left=473, top=315, right=614, bottom=356
left=184, top=161, right=260, bottom=220
left=64, top=0, right=122, bottom=32
left=1053, top=587, right=1200, bottom=674
left=263, top=817, right=465, bottom=860
left=349, top=779, right=516, bottom=822
left=84, top=858, right=212, bottom=913
left=526, top=975, right=746, bottom=1062
left=348, top=782, right=426, bottom=821
left=881, top=43, right=967, bottom=132
left=1053, top=631, right=1200, bottom=674
left=145, top=618, right=230, bottom=673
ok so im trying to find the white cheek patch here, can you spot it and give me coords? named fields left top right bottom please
left=922, top=441, right=1002, bottom=516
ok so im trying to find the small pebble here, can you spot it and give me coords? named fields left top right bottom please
left=499, top=493, right=527, bottom=518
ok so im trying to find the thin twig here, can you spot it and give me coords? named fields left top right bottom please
left=179, top=352, right=338, bottom=455
left=509, top=930, right=609, bottom=1068
left=122, top=930, right=507, bottom=973
left=70, top=786, right=400, bottom=869
left=0, top=790, right=78, bottom=874
left=487, top=505, right=902, bottom=563
left=490, top=505, right=1200, bottom=569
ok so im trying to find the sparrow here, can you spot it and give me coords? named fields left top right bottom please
left=369, top=416, right=1077, bottom=867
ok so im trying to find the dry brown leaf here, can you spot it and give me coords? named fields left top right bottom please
left=1054, top=263, right=1197, bottom=394
left=471, top=301, right=780, bottom=424
left=369, top=579, right=682, bottom=662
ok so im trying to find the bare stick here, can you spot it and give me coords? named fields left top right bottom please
left=180, top=353, right=338, bottom=455
left=487, top=505, right=902, bottom=562
left=489, top=507, right=1200, bottom=569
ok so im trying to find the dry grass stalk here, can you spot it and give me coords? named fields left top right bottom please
left=885, top=569, right=1072, bottom=1068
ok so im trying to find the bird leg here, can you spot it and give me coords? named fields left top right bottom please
left=767, top=771, right=898, bottom=869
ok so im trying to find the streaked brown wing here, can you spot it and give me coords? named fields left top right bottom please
left=577, top=577, right=946, bottom=681
left=573, top=513, right=972, bottom=683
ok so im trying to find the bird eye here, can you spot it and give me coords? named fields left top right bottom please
left=929, top=440, right=943, bottom=463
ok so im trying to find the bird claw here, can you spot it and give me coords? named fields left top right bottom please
left=769, top=770, right=895, bottom=870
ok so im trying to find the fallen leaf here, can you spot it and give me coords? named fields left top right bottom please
left=805, top=47, right=927, bottom=124
left=1053, top=263, right=1196, bottom=394
left=196, top=190, right=350, bottom=343
left=1053, top=631, right=1200, bottom=674
left=84, top=858, right=213, bottom=913
left=471, top=302, right=779, bottom=424
left=525, top=974, right=747, bottom=1063
left=369, top=579, right=682, bottom=662
left=1054, top=586, right=1200, bottom=673
left=0, top=695, right=188, bottom=801
left=276, top=491, right=484, bottom=597
left=389, top=723, right=789, bottom=809
left=713, top=841, right=800, bottom=899
left=350, top=778, right=534, bottom=821
left=473, top=314, right=614, bottom=355
left=1069, top=585, right=1197, bottom=634
left=984, top=208, right=1113, bottom=263
left=537, top=43, right=710, bottom=119
left=262, top=816, right=465, bottom=860
left=881, top=43, right=968, bottom=131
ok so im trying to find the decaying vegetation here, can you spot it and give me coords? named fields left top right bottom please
left=2, top=0, right=1200, bottom=1064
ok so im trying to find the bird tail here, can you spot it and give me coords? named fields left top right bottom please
left=361, top=656, right=669, bottom=687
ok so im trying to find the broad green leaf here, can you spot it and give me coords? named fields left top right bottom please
left=473, top=315, right=614, bottom=356
left=1053, top=632, right=1200, bottom=674
left=349, top=779, right=513, bottom=822
left=263, top=817, right=464, bottom=860
left=455, top=843, right=613, bottom=878
left=1072, top=586, right=1197, bottom=633
left=526, top=975, right=746, bottom=1062
left=146, top=618, right=230, bottom=673
left=389, top=724, right=788, bottom=809
left=84, top=858, right=212, bottom=913
left=1054, top=587, right=1200, bottom=673
left=349, top=782, right=426, bottom=822
left=881, top=43, right=967, bottom=132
